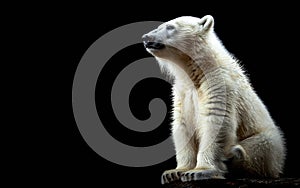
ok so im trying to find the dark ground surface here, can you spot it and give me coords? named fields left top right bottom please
left=162, top=178, right=300, bottom=188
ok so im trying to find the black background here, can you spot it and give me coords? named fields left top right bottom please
left=20, top=2, right=300, bottom=187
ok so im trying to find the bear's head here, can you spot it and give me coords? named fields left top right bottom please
left=142, top=15, right=215, bottom=62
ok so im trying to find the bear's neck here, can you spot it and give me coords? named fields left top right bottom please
left=168, top=34, right=235, bottom=91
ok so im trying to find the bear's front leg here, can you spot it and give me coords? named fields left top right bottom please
left=181, top=109, right=234, bottom=181
left=161, top=122, right=197, bottom=184
left=161, top=89, right=198, bottom=184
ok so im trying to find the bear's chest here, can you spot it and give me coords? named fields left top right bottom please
left=180, top=89, right=202, bottom=128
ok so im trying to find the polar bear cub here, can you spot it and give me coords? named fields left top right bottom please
left=142, top=15, right=286, bottom=184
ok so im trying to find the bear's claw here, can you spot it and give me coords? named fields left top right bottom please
left=161, top=169, right=185, bottom=184
left=181, top=169, right=225, bottom=182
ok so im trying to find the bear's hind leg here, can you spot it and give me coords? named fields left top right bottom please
left=227, top=130, right=285, bottom=178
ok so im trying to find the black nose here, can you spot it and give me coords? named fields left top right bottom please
left=142, top=34, right=152, bottom=43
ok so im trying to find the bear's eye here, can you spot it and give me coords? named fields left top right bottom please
left=166, top=25, right=175, bottom=30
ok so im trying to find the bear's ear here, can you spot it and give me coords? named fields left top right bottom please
left=198, top=15, right=214, bottom=32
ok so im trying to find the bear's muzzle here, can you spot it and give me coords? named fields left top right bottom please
left=142, top=34, right=165, bottom=50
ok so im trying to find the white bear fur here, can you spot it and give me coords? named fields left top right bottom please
left=143, top=15, right=286, bottom=183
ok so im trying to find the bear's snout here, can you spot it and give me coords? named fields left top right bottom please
left=142, top=33, right=165, bottom=50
